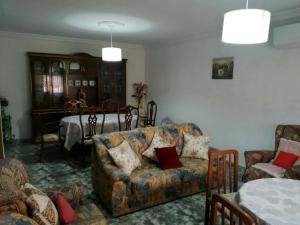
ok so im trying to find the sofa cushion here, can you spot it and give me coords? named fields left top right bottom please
left=107, top=140, right=141, bottom=175
left=155, top=146, right=183, bottom=170
left=181, top=132, right=209, bottom=159
left=176, top=123, right=203, bottom=153
left=252, top=163, right=286, bottom=178
left=142, top=131, right=172, bottom=161
left=273, top=151, right=299, bottom=169
left=274, top=138, right=300, bottom=166
left=54, top=193, right=77, bottom=224
left=129, top=158, right=208, bottom=194
left=22, top=183, right=59, bottom=225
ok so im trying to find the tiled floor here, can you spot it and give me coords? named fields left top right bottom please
left=5, top=141, right=244, bottom=225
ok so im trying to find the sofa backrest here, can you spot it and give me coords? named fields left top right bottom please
left=93, top=123, right=203, bottom=165
left=275, top=125, right=300, bottom=151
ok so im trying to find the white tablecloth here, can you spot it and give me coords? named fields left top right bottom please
left=60, top=113, right=136, bottom=150
left=239, top=178, right=300, bottom=225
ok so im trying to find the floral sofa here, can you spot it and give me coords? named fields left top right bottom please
left=92, top=123, right=211, bottom=216
left=242, top=124, right=300, bottom=182
left=0, top=158, right=107, bottom=225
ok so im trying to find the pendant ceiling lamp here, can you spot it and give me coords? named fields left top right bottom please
left=222, top=0, right=271, bottom=44
left=99, top=21, right=124, bottom=62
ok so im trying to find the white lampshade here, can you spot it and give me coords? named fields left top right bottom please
left=102, top=47, right=122, bottom=62
left=222, top=9, right=271, bottom=44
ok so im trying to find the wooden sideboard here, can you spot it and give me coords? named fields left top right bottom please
left=29, top=52, right=127, bottom=141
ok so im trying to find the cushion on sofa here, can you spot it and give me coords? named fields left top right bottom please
left=107, top=140, right=141, bottom=175
left=155, top=146, right=183, bottom=170
left=272, top=151, right=299, bottom=169
left=22, top=183, right=59, bottom=225
left=54, top=193, right=77, bottom=224
left=142, top=131, right=172, bottom=161
left=252, top=163, right=286, bottom=178
left=181, top=133, right=209, bottom=159
left=273, top=138, right=300, bottom=166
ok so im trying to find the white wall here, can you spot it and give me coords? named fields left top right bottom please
left=0, top=31, right=145, bottom=139
left=146, top=36, right=300, bottom=166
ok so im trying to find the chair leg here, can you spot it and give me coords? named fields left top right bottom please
left=204, top=200, right=210, bottom=225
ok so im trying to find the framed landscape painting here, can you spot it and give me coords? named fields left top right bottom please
left=212, top=57, right=234, bottom=79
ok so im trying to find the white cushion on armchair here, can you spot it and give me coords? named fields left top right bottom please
left=252, top=163, right=286, bottom=178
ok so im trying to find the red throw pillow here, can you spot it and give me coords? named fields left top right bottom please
left=155, top=146, right=183, bottom=170
left=273, top=151, right=299, bottom=169
left=54, top=193, right=77, bottom=224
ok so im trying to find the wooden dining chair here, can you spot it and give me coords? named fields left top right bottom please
left=117, top=105, right=139, bottom=131
left=145, top=100, right=157, bottom=127
left=79, top=106, right=105, bottom=147
left=205, top=149, right=239, bottom=225
left=210, top=194, right=256, bottom=225
left=64, top=98, right=81, bottom=116
left=37, top=118, right=63, bottom=162
left=102, top=99, right=119, bottom=113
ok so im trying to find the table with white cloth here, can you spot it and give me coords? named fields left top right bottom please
left=238, top=178, right=300, bottom=225
left=60, top=113, right=137, bottom=150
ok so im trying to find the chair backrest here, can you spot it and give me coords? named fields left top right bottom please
left=102, top=99, right=119, bottom=113
left=146, top=100, right=157, bottom=126
left=117, top=105, right=139, bottom=131
left=210, top=194, right=256, bottom=225
left=64, top=99, right=80, bottom=116
left=79, top=106, right=105, bottom=143
left=207, top=150, right=239, bottom=199
left=275, top=125, right=300, bottom=151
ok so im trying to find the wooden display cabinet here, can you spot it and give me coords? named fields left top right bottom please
left=29, top=52, right=127, bottom=141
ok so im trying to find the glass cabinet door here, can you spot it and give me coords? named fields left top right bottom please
left=32, top=60, right=50, bottom=108
left=101, top=60, right=126, bottom=106
left=50, top=60, right=66, bottom=107
left=115, top=70, right=125, bottom=105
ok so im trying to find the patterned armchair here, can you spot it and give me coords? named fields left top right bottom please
left=242, top=125, right=300, bottom=182
left=0, top=158, right=107, bottom=225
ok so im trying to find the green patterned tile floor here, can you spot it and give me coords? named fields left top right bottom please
left=4, top=142, right=244, bottom=225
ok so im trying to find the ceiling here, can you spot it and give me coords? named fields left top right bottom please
left=1, top=0, right=300, bottom=46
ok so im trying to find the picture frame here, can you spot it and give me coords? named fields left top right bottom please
left=82, top=80, right=88, bottom=86
left=75, top=80, right=81, bottom=87
left=89, top=80, right=96, bottom=86
left=212, top=57, right=234, bottom=79
left=68, top=80, right=74, bottom=86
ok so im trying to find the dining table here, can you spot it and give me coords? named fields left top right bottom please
left=60, top=113, right=137, bottom=150
left=238, top=178, right=300, bottom=225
